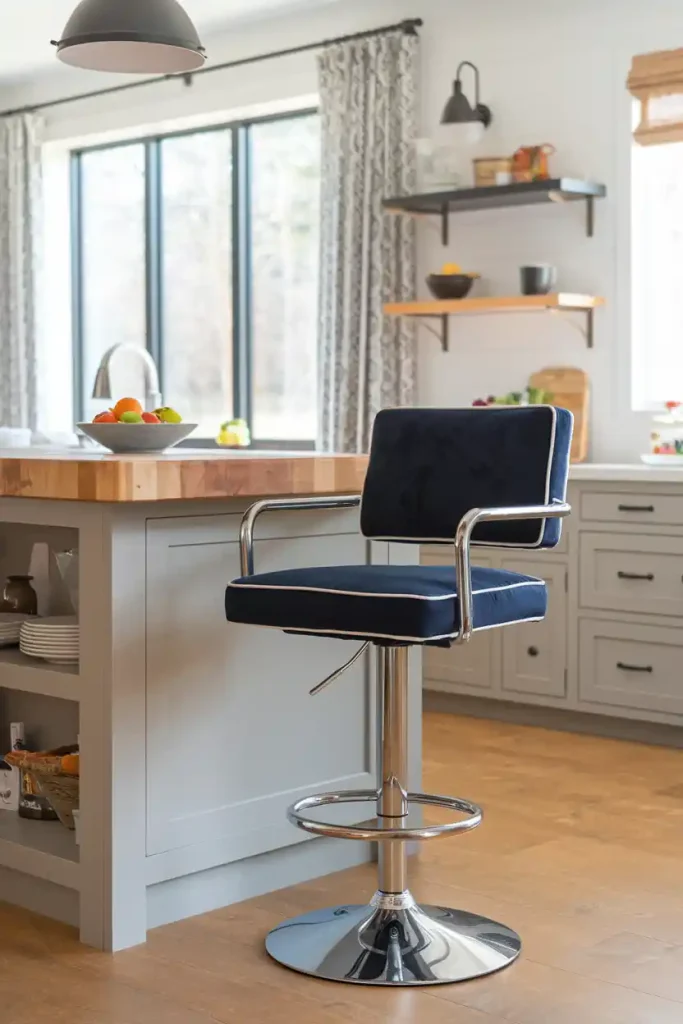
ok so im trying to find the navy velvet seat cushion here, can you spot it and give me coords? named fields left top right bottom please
left=360, top=406, right=572, bottom=549
left=225, top=564, right=547, bottom=647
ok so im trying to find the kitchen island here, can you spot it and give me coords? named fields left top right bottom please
left=0, top=449, right=422, bottom=951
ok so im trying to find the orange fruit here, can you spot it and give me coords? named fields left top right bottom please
left=93, top=410, right=117, bottom=423
left=60, top=753, right=79, bottom=775
left=113, top=397, right=143, bottom=420
left=141, top=411, right=161, bottom=424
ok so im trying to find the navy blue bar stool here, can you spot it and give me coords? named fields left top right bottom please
left=225, top=406, right=572, bottom=986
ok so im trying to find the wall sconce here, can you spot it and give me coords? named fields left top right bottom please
left=441, top=61, right=492, bottom=128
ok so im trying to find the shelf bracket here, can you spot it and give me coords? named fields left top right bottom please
left=586, top=307, right=594, bottom=348
left=440, top=204, right=449, bottom=247
left=550, top=307, right=595, bottom=348
left=586, top=196, right=594, bottom=238
left=418, top=314, right=449, bottom=352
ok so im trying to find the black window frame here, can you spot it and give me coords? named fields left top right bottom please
left=70, top=106, right=319, bottom=450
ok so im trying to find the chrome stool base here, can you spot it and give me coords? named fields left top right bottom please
left=265, top=894, right=522, bottom=986
left=266, top=647, right=521, bottom=986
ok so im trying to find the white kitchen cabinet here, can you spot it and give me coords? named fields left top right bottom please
left=424, top=474, right=683, bottom=730
left=500, top=560, right=567, bottom=699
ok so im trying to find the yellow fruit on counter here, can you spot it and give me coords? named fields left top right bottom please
left=441, top=262, right=462, bottom=275
left=217, top=428, right=242, bottom=447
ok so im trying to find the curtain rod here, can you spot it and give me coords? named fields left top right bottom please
left=0, top=17, right=422, bottom=120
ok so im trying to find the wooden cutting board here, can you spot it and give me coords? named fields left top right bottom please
left=528, top=366, right=589, bottom=463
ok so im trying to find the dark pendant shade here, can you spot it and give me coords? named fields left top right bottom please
left=442, top=82, right=480, bottom=123
left=441, top=61, right=492, bottom=128
left=53, top=0, right=206, bottom=75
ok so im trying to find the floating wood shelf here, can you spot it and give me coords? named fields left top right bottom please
left=383, top=178, right=607, bottom=244
left=384, top=293, right=605, bottom=351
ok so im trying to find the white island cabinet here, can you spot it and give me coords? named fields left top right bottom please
left=424, top=464, right=683, bottom=741
left=0, top=449, right=422, bottom=951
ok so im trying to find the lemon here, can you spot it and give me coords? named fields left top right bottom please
left=153, top=407, right=182, bottom=424
left=441, top=262, right=462, bottom=275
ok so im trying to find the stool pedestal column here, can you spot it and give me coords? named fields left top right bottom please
left=377, top=646, right=409, bottom=896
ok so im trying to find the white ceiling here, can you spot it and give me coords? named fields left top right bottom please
left=0, top=0, right=330, bottom=82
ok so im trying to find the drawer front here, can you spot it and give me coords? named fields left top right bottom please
left=580, top=491, right=683, bottom=526
left=580, top=532, right=683, bottom=617
left=501, top=560, right=567, bottom=698
left=579, top=619, right=683, bottom=715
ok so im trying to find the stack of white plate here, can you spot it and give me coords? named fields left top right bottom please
left=0, top=613, right=32, bottom=648
left=20, top=616, right=80, bottom=666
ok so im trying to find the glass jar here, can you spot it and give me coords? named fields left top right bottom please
left=2, top=575, right=38, bottom=615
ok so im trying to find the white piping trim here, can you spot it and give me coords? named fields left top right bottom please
left=231, top=615, right=545, bottom=644
left=227, top=578, right=544, bottom=600
left=363, top=405, right=564, bottom=550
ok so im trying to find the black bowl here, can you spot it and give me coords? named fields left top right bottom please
left=426, top=273, right=475, bottom=300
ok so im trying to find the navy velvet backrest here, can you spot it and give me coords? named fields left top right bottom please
left=360, top=406, right=573, bottom=548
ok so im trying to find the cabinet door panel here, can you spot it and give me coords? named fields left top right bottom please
left=146, top=518, right=372, bottom=858
left=421, top=549, right=496, bottom=693
left=500, top=560, right=567, bottom=698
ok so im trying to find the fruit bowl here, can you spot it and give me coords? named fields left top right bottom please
left=426, top=273, right=478, bottom=300
left=77, top=422, right=197, bottom=454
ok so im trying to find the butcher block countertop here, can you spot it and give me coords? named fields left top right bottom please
left=0, top=449, right=369, bottom=503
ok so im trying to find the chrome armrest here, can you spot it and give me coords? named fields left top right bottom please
left=453, top=501, right=571, bottom=645
left=239, top=494, right=362, bottom=576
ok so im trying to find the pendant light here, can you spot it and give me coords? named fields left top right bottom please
left=52, top=0, right=206, bottom=75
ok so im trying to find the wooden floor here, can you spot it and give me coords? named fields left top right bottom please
left=2, top=711, right=683, bottom=1023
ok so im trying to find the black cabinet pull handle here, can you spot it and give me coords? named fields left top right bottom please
left=617, top=504, right=654, bottom=513
left=617, top=571, right=654, bottom=581
left=527, top=646, right=539, bottom=657
left=616, top=661, right=653, bottom=673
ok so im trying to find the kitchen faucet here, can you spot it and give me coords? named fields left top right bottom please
left=91, top=343, right=162, bottom=411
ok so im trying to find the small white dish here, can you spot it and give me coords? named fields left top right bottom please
left=21, top=622, right=79, bottom=630
left=23, top=616, right=78, bottom=626
left=20, top=651, right=78, bottom=665
left=20, top=640, right=80, bottom=649
left=77, top=422, right=197, bottom=454
left=640, top=454, right=683, bottom=466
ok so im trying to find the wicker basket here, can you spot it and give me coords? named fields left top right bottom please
left=5, top=745, right=79, bottom=829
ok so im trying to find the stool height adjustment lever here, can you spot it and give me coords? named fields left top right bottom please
left=309, top=641, right=371, bottom=696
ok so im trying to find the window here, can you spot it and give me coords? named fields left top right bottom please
left=632, top=131, right=683, bottom=409
left=71, top=110, right=320, bottom=444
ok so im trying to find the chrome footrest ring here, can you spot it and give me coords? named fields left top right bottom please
left=287, top=789, right=482, bottom=841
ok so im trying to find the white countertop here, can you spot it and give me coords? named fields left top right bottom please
left=570, top=463, right=683, bottom=483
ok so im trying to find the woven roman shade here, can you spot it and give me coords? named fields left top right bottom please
left=628, top=48, right=683, bottom=145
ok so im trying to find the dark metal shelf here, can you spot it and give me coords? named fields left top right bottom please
left=383, top=178, right=607, bottom=244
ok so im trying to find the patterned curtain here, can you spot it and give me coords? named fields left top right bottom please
left=318, top=30, right=418, bottom=453
left=0, top=114, right=42, bottom=429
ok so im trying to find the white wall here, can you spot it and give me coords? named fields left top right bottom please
left=4, top=0, right=683, bottom=459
